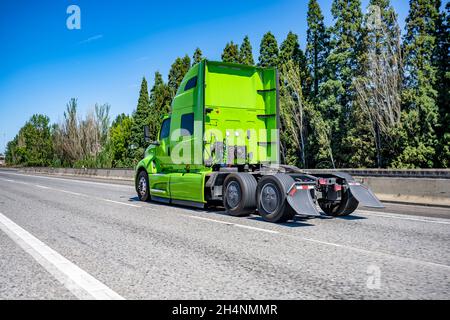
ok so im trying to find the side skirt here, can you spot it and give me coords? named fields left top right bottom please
left=171, top=199, right=205, bottom=209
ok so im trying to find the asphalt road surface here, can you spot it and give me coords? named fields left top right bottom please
left=0, top=170, right=449, bottom=300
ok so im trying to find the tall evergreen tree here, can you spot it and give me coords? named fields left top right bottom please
left=306, top=0, right=329, bottom=99
left=168, top=55, right=191, bottom=97
left=131, top=77, right=151, bottom=159
left=222, top=41, right=240, bottom=63
left=392, top=0, right=441, bottom=168
left=239, top=36, right=254, bottom=65
left=258, top=32, right=279, bottom=67
left=319, top=0, right=365, bottom=167
left=279, top=31, right=311, bottom=98
left=192, top=47, right=203, bottom=65
left=279, top=31, right=301, bottom=67
left=149, top=72, right=171, bottom=140
left=278, top=32, right=316, bottom=167
left=351, top=0, right=403, bottom=168
left=435, top=2, right=450, bottom=167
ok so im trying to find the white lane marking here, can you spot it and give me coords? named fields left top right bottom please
left=188, top=215, right=279, bottom=234
left=35, top=184, right=50, bottom=189
left=0, top=212, right=125, bottom=300
left=233, top=223, right=279, bottom=234
left=357, top=210, right=450, bottom=225
left=302, top=237, right=343, bottom=248
left=0, top=171, right=132, bottom=189
left=0, top=177, right=141, bottom=208
left=59, top=189, right=84, bottom=196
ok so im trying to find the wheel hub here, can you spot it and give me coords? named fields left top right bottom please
left=261, top=183, right=279, bottom=214
left=226, top=181, right=241, bottom=209
left=138, top=176, right=147, bottom=197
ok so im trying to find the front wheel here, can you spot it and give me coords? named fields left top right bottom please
left=136, top=170, right=150, bottom=201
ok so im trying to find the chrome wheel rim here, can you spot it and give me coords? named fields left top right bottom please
left=226, top=181, right=241, bottom=209
left=261, top=183, right=279, bottom=214
left=138, top=176, right=147, bottom=197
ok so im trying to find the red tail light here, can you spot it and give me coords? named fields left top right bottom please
left=334, top=184, right=342, bottom=192
left=289, top=187, right=297, bottom=196
left=318, top=178, right=327, bottom=185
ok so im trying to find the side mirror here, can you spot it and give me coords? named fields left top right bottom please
left=144, top=125, right=151, bottom=143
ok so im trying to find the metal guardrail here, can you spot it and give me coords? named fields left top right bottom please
left=304, top=169, right=450, bottom=179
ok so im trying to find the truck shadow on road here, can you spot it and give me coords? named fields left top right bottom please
left=128, top=197, right=367, bottom=227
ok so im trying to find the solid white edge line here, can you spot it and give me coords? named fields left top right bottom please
left=0, top=212, right=125, bottom=300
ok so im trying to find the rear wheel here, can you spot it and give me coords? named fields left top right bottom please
left=223, top=173, right=257, bottom=217
left=256, top=174, right=296, bottom=223
left=136, top=170, right=150, bottom=201
left=319, top=189, right=359, bottom=217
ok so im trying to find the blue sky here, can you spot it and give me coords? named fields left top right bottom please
left=0, top=0, right=414, bottom=153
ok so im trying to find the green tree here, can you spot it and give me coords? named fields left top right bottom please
left=319, top=0, right=366, bottom=167
left=168, top=55, right=191, bottom=97
left=258, top=31, right=279, bottom=67
left=149, top=71, right=171, bottom=140
left=279, top=31, right=311, bottom=98
left=109, top=113, right=133, bottom=168
left=221, top=41, right=240, bottom=63
left=192, top=47, right=203, bottom=65
left=239, top=36, right=254, bottom=65
left=5, top=114, right=53, bottom=166
left=131, top=77, right=151, bottom=160
left=392, top=0, right=441, bottom=168
left=306, top=0, right=329, bottom=99
left=435, top=2, right=450, bottom=167
left=351, top=0, right=403, bottom=168
left=279, top=31, right=301, bottom=67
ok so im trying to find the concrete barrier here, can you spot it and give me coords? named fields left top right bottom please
left=356, top=177, right=450, bottom=207
left=15, top=167, right=450, bottom=207
left=19, top=167, right=134, bottom=181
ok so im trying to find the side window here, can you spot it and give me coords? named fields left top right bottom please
left=184, top=76, right=197, bottom=91
left=180, top=113, right=194, bottom=136
left=159, top=118, right=170, bottom=140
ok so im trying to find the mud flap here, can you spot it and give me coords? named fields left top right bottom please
left=287, top=186, right=322, bottom=217
left=348, top=182, right=384, bottom=208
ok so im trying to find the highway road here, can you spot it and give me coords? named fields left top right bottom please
left=0, top=170, right=449, bottom=300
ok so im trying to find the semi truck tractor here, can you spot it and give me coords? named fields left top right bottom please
left=135, top=60, right=384, bottom=223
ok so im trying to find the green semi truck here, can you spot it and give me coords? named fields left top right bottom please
left=135, top=60, right=383, bottom=223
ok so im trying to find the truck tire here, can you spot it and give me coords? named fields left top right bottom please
left=223, top=173, right=257, bottom=217
left=256, top=174, right=296, bottom=223
left=136, top=170, right=150, bottom=202
left=319, top=190, right=359, bottom=217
